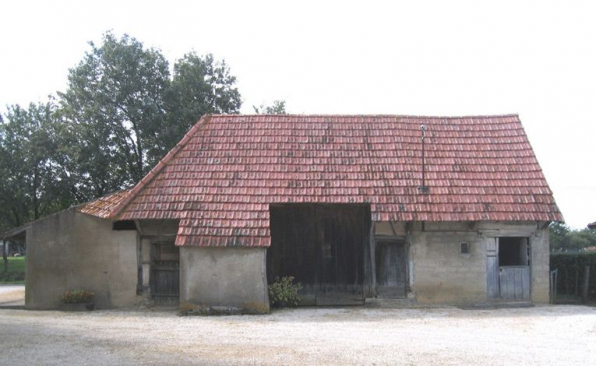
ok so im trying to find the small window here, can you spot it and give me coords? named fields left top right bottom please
left=460, top=242, right=470, bottom=254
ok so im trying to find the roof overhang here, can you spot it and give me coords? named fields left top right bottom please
left=1, top=224, right=30, bottom=242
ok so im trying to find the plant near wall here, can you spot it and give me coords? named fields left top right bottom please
left=268, top=276, right=302, bottom=307
left=61, top=289, right=95, bottom=304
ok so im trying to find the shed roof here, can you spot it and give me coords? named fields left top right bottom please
left=77, top=189, right=131, bottom=219
left=110, top=114, right=563, bottom=247
left=1, top=190, right=131, bottom=241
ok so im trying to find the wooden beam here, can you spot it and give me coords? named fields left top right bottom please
left=369, top=224, right=376, bottom=297
left=388, top=221, right=398, bottom=237
left=136, top=232, right=143, bottom=295
left=134, top=220, right=143, bottom=235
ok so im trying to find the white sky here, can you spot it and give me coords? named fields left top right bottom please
left=1, top=0, right=594, bottom=229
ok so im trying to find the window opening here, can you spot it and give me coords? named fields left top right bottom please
left=460, top=242, right=470, bottom=254
left=498, top=237, right=529, bottom=266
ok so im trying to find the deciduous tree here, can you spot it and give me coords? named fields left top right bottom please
left=59, top=32, right=242, bottom=200
left=59, top=32, right=171, bottom=196
left=165, top=53, right=241, bottom=151
left=0, top=101, right=72, bottom=231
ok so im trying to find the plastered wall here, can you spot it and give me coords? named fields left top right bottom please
left=180, top=247, right=269, bottom=313
left=25, top=209, right=139, bottom=309
left=406, top=221, right=549, bottom=304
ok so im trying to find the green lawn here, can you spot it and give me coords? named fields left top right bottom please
left=0, top=256, right=26, bottom=284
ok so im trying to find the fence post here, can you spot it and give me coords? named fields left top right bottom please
left=583, top=266, right=590, bottom=303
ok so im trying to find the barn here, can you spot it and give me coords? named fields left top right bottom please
left=11, top=114, right=563, bottom=312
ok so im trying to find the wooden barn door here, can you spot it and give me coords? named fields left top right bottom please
left=315, top=207, right=366, bottom=305
left=375, top=239, right=407, bottom=298
left=150, top=241, right=180, bottom=304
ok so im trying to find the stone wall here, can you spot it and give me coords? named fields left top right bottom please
left=406, top=221, right=550, bottom=305
left=409, top=223, right=488, bottom=304
left=180, top=247, right=269, bottom=314
left=530, top=228, right=550, bottom=303
left=25, top=209, right=139, bottom=309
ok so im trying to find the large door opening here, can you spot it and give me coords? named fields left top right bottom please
left=150, top=241, right=180, bottom=305
left=267, top=204, right=371, bottom=306
left=486, top=237, right=530, bottom=301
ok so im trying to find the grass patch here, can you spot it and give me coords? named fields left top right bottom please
left=0, top=257, right=26, bottom=284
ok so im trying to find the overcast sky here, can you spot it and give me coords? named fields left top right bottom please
left=1, top=0, right=594, bottom=229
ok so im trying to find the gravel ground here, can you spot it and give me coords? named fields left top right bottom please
left=1, top=305, right=595, bottom=365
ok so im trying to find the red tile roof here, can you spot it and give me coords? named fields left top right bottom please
left=78, top=189, right=131, bottom=219
left=110, top=114, right=563, bottom=247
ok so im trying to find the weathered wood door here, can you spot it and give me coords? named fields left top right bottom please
left=487, top=238, right=531, bottom=301
left=150, top=241, right=180, bottom=304
left=486, top=239, right=499, bottom=300
left=499, top=266, right=530, bottom=300
left=375, top=240, right=407, bottom=298
left=315, top=208, right=366, bottom=305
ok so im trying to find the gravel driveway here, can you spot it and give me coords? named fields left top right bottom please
left=1, top=305, right=595, bottom=365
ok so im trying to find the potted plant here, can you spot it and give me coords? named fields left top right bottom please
left=61, top=289, right=95, bottom=311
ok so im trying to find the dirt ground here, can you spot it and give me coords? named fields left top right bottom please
left=1, top=304, right=595, bottom=365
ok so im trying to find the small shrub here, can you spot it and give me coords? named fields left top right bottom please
left=62, top=290, right=95, bottom=304
left=268, top=276, right=302, bottom=308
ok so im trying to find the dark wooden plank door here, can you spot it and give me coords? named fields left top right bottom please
left=375, top=240, right=407, bottom=298
left=150, top=241, right=180, bottom=304
left=315, top=208, right=365, bottom=305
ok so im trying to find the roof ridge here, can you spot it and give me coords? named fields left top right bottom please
left=108, top=114, right=213, bottom=219
left=211, top=113, right=520, bottom=119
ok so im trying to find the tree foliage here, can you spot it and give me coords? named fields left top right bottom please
left=1, top=31, right=242, bottom=231
left=550, top=222, right=596, bottom=252
left=58, top=32, right=241, bottom=201
left=253, top=100, right=286, bottom=114
left=166, top=52, right=242, bottom=148
left=59, top=32, right=172, bottom=197
left=0, top=101, right=73, bottom=231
